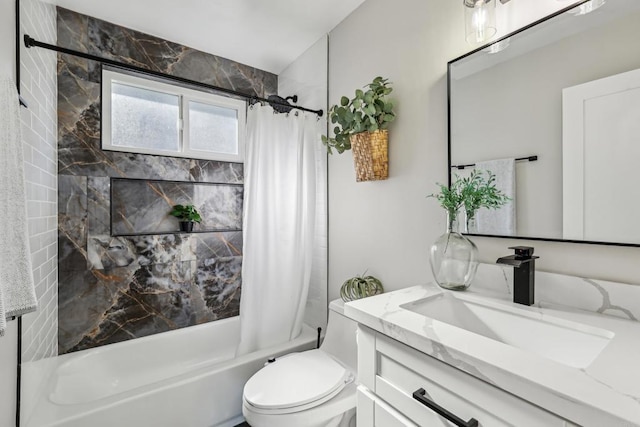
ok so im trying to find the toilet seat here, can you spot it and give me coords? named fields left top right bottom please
left=243, top=350, right=353, bottom=415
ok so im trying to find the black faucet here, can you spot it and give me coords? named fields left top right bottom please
left=496, top=246, right=539, bottom=306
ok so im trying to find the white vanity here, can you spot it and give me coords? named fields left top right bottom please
left=343, top=265, right=640, bottom=427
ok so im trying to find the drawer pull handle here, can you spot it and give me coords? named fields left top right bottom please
left=412, top=388, right=479, bottom=427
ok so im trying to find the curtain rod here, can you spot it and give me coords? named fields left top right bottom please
left=451, top=155, right=538, bottom=170
left=23, top=35, right=324, bottom=117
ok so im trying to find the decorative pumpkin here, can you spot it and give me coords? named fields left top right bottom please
left=340, top=274, right=384, bottom=302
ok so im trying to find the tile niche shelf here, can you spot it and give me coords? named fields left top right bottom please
left=110, top=177, right=244, bottom=237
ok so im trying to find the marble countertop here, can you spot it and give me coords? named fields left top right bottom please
left=344, top=283, right=640, bottom=426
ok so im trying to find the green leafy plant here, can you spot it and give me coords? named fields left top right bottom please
left=460, top=169, right=510, bottom=224
left=340, top=272, right=384, bottom=302
left=169, top=204, right=202, bottom=223
left=322, top=76, right=396, bottom=154
left=428, top=179, right=465, bottom=228
left=428, top=170, right=509, bottom=230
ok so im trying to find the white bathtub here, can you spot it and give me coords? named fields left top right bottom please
left=22, top=317, right=317, bottom=427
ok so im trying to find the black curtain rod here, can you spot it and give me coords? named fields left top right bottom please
left=23, top=35, right=324, bottom=117
left=451, top=155, right=538, bottom=170
left=15, top=0, right=26, bottom=109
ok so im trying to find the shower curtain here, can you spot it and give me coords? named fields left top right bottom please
left=236, top=104, right=325, bottom=355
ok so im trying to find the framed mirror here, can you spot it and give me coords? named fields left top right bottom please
left=448, top=0, right=640, bottom=246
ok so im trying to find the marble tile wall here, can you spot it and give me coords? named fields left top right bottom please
left=57, top=8, right=276, bottom=353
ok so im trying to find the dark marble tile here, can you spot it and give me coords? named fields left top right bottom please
left=57, top=58, right=98, bottom=134
left=67, top=262, right=194, bottom=353
left=111, top=152, right=191, bottom=181
left=87, top=176, right=110, bottom=235
left=111, top=179, right=243, bottom=235
left=58, top=266, right=137, bottom=353
left=196, top=184, right=243, bottom=230
left=168, top=49, right=276, bottom=98
left=58, top=234, right=87, bottom=273
left=58, top=101, right=109, bottom=177
left=128, top=234, right=196, bottom=266
left=57, top=7, right=89, bottom=53
left=195, top=232, right=243, bottom=261
left=87, top=235, right=138, bottom=270
left=58, top=175, right=87, bottom=272
left=87, top=16, right=186, bottom=80
left=194, top=256, right=242, bottom=321
left=190, top=160, right=244, bottom=184
left=87, top=233, right=196, bottom=270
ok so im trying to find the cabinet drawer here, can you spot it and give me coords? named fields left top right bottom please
left=363, top=327, right=567, bottom=427
left=358, top=385, right=417, bottom=427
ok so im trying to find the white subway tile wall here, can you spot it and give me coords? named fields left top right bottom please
left=19, top=0, right=57, bottom=364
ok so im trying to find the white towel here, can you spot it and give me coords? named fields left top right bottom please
left=475, top=158, right=516, bottom=236
left=0, top=77, right=37, bottom=336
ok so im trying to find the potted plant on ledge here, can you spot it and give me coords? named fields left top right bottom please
left=322, top=76, right=396, bottom=182
left=169, top=204, right=202, bottom=233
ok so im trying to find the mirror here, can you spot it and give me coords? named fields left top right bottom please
left=449, top=0, right=640, bottom=246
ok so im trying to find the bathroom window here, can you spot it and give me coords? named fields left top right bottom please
left=101, top=68, right=246, bottom=162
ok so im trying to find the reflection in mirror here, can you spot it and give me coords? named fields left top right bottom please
left=449, top=0, right=640, bottom=245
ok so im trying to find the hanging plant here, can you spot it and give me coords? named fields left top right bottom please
left=322, top=76, right=396, bottom=155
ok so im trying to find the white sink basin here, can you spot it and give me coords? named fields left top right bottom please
left=401, top=292, right=614, bottom=369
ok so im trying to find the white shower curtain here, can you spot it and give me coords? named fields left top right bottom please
left=236, top=104, right=325, bottom=355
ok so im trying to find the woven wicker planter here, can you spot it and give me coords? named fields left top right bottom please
left=350, top=129, right=389, bottom=182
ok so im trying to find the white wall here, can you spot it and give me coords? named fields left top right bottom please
left=0, top=0, right=57, bottom=425
left=279, top=35, right=328, bottom=112
left=327, top=0, right=640, bottom=301
left=278, top=35, right=329, bottom=329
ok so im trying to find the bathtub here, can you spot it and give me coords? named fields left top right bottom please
left=22, top=317, right=317, bottom=427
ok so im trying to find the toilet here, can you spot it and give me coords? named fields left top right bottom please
left=242, top=299, right=358, bottom=427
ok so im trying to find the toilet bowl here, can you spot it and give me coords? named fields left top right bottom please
left=242, top=299, right=358, bottom=427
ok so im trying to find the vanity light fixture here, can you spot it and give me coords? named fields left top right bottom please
left=464, top=0, right=497, bottom=45
left=570, top=0, right=606, bottom=16
left=483, top=37, right=510, bottom=54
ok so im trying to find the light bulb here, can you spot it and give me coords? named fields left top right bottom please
left=464, top=0, right=497, bottom=46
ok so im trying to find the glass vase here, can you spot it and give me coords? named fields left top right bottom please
left=429, top=211, right=479, bottom=291
left=465, top=213, right=477, bottom=234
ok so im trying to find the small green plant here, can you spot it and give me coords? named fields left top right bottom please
left=322, top=76, right=396, bottom=154
left=428, top=170, right=509, bottom=230
left=169, top=204, right=202, bottom=223
left=460, top=169, right=510, bottom=224
left=340, top=272, right=384, bottom=302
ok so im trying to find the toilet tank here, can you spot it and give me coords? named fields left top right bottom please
left=320, top=299, right=358, bottom=372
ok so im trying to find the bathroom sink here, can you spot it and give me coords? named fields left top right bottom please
left=400, top=292, right=614, bottom=369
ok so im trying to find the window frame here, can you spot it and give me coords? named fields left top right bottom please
left=101, top=68, right=246, bottom=163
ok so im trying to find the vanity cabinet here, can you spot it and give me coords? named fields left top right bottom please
left=356, top=325, right=577, bottom=427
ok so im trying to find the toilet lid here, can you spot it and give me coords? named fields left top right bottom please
left=244, top=350, right=349, bottom=411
